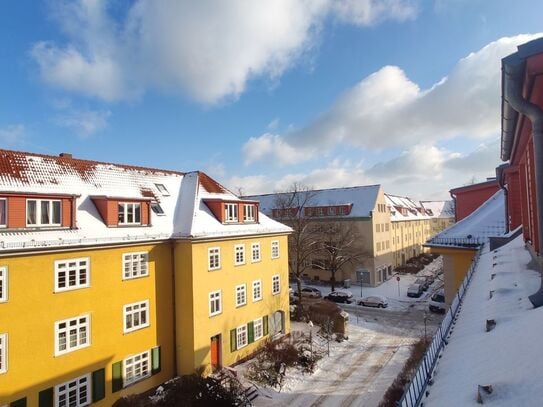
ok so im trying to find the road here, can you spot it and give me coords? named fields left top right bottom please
left=255, top=303, right=444, bottom=407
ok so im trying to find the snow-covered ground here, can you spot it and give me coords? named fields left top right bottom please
left=424, top=235, right=543, bottom=406
left=292, top=256, right=444, bottom=312
left=233, top=259, right=445, bottom=406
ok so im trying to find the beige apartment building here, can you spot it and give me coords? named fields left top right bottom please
left=248, top=187, right=454, bottom=287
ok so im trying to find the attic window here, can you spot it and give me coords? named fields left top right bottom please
left=151, top=202, right=165, bottom=215
left=155, top=184, right=170, bottom=196
left=118, top=202, right=141, bottom=225
left=224, top=203, right=238, bottom=222
left=0, top=199, right=5, bottom=227
left=27, top=199, right=61, bottom=227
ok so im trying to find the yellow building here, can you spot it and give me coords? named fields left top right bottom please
left=0, top=149, right=291, bottom=406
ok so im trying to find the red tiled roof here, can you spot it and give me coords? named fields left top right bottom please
left=198, top=171, right=228, bottom=194
left=0, top=148, right=184, bottom=184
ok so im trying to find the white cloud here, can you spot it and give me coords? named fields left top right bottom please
left=32, top=0, right=419, bottom=104
left=0, top=125, right=25, bottom=144
left=243, top=133, right=310, bottom=165
left=54, top=109, right=111, bottom=137
left=243, top=34, right=542, bottom=164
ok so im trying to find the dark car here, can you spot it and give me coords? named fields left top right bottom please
left=415, top=278, right=429, bottom=291
left=324, top=291, right=353, bottom=304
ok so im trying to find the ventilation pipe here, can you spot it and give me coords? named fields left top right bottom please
left=502, top=58, right=543, bottom=307
left=495, top=164, right=510, bottom=234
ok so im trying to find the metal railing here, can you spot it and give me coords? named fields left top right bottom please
left=397, top=248, right=482, bottom=407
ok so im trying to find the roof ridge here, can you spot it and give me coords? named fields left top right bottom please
left=0, top=147, right=185, bottom=176
left=245, top=184, right=382, bottom=197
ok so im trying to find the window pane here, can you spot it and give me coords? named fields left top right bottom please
left=127, top=204, right=134, bottom=223
left=118, top=203, right=125, bottom=223
left=0, top=200, right=5, bottom=225
left=52, top=201, right=61, bottom=224
left=27, top=200, right=36, bottom=224
left=41, top=200, right=50, bottom=224
left=134, top=203, right=141, bottom=223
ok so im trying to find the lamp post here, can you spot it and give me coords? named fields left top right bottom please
left=308, top=320, right=314, bottom=356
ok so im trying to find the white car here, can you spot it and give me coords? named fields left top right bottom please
left=358, top=295, right=388, bottom=308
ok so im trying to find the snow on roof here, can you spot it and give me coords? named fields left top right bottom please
left=426, top=190, right=505, bottom=248
left=424, top=234, right=542, bottom=406
left=420, top=200, right=455, bottom=219
left=245, top=185, right=382, bottom=218
left=0, top=149, right=290, bottom=251
left=385, top=193, right=431, bottom=221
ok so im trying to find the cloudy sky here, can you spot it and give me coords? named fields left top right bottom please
left=1, top=1, right=542, bottom=199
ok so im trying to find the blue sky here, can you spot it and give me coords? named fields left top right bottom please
left=1, top=1, right=542, bottom=199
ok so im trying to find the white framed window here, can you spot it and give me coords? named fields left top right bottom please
left=55, top=314, right=90, bottom=356
left=252, top=280, right=262, bottom=302
left=0, top=198, right=6, bottom=227
left=251, top=243, right=261, bottom=263
left=272, top=275, right=280, bottom=295
left=123, top=300, right=150, bottom=333
left=236, top=325, right=248, bottom=349
left=124, top=350, right=151, bottom=386
left=224, top=203, right=238, bottom=222
left=123, top=252, right=149, bottom=280
left=243, top=204, right=255, bottom=222
left=254, top=318, right=263, bottom=340
left=26, top=199, right=61, bottom=226
left=235, top=284, right=247, bottom=307
left=209, top=290, right=222, bottom=316
left=55, top=374, right=91, bottom=407
left=0, top=333, right=6, bottom=374
left=208, top=247, right=221, bottom=271
left=234, top=244, right=245, bottom=265
left=118, top=202, right=141, bottom=225
left=0, top=267, right=7, bottom=303
left=54, top=258, right=90, bottom=292
left=271, top=240, right=280, bottom=259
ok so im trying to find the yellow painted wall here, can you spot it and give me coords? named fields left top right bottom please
left=429, top=247, right=476, bottom=304
left=175, top=234, right=290, bottom=375
left=0, top=243, right=175, bottom=406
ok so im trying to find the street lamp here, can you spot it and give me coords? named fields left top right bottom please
left=308, top=320, right=314, bottom=356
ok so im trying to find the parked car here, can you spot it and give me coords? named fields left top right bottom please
left=293, top=287, right=322, bottom=298
left=415, top=278, right=429, bottom=291
left=425, top=275, right=435, bottom=286
left=407, top=283, right=424, bottom=298
left=358, top=295, right=388, bottom=308
left=324, top=291, right=353, bottom=304
left=429, top=289, right=446, bottom=313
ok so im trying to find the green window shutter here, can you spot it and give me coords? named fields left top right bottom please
left=230, top=328, right=237, bottom=352
left=38, top=388, right=53, bottom=407
left=10, top=398, right=27, bottom=407
left=151, top=346, right=161, bottom=375
left=263, top=315, right=269, bottom=336
left=112, top=361, right=123, bottom=393
left=92, top=368, right=106, bottom=402
left=247, top=321, right=254, bottom=343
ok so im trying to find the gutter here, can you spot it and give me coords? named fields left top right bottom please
left=502, top=41, right=543, bottom=307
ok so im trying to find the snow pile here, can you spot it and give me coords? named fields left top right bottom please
left=424, top=234, right=543, bottom=406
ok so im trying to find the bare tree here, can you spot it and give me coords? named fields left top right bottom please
left=314, top=222, right=370, bottom=292
left=273, top=183, right=321, bottom=318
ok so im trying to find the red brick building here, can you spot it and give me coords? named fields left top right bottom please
left=449, top=180, right=500, bottom=222
left=499, top=37, right=543, bottom=306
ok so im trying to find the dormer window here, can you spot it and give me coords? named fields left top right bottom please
left=224, top=203, right=238, bottom=222
left=243, top=204, right=255, bottom=222
left=26, top=199, right=61, bottom=227
left=118, top=202, right=141, bottom=225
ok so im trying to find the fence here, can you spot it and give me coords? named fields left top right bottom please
left=397, top=249, right=481, bottom=407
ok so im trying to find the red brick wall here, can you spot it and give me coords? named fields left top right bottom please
left=454, top=184, right=500, bottom=221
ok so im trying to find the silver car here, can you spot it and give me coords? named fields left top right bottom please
left=358, top=295, right=388, bottom=308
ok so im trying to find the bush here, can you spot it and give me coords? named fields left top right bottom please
left=113, top=374, right=245, bottom=407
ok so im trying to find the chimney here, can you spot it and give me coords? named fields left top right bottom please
left=59, top=153, right=72, bottom=159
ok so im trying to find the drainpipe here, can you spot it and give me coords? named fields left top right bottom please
left=503, top=61, right=543, bottom=307
left=495, top=164, right=510, bottom=234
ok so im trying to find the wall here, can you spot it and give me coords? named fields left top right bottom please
left=0, top=242, right=175, bottom=406
left=453, top=183, right=500, bottom=222
left=175, top=234, right=290, bottom=375
left=429, top=247, right=476, bottom=304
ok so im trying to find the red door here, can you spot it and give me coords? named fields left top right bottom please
left=211, top=335, right=221, bottom=371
